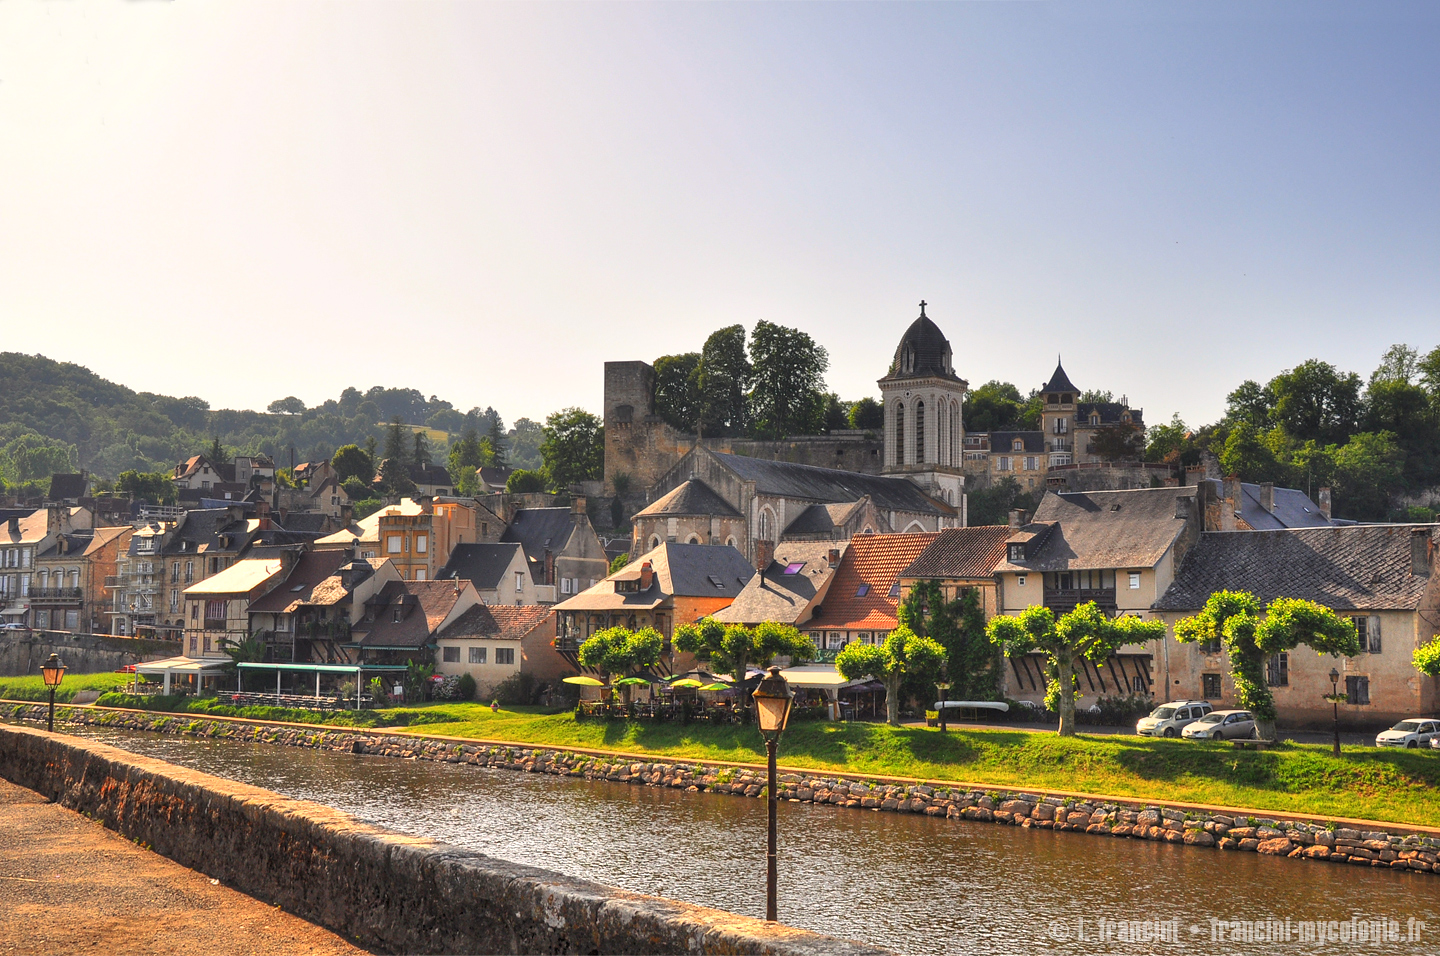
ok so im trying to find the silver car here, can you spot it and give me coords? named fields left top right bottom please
left=1181, top=709, right=1256, bottom=740
left=1136, top=701, right=1212, bottom=737
left=1377, top=719, right=1440, bottom=748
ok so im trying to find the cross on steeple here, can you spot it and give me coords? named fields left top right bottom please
left=918, top=300, right=927, bottom=317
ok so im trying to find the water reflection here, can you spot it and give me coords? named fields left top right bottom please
left=67, top=727, right=1429, bottom=955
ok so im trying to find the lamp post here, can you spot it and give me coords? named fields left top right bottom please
left=1329, top=667, right=1341, bottom=756
left=41, top=653, right=67, bottom=733
left=935, top=680, right=952, bottom=733
left=751, top=665, right=793, bottom=923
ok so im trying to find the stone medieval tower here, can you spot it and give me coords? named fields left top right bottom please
left=878, top=302, right=968, bottom=506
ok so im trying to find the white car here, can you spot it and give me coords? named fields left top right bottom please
left=1136, top=701, right=1213, bottom=738
left=1182, top=710, right=1257, bottom=740
left=1377, top=719, right=1440, bottom=748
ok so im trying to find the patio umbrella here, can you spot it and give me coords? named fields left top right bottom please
left=699, top=682, right=733, bottom=692
left=562, top=676, right=605, bottom=686
left=613, top=676, right=651, bottom=687
left=669, top=678, right=704, bottom=688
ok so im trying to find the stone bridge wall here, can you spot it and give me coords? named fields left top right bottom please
left=0, top=724, right=886, bottom=956
left=0, top=631, right=180, bottom=677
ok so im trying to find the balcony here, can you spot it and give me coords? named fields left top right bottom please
left=1044, top=588, right=1117, bottom=614
left=28, top=588, right=83, bottom=604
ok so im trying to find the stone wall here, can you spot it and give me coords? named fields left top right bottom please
left=8, top=703, right=1440, bottom=880
left=0, top=630, right=180, bottom=677
left=0, top=721, right=886, bottom=956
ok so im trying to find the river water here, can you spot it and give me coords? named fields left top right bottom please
left=61, top=727, right=1432, bottom=955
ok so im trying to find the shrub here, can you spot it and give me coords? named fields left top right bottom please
left=456, top=673, right=477, bottom=701
left=492, top=671, right=537, bottom=705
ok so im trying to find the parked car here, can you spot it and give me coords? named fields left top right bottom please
left=1136, top=700, right=1212, bottom=737
left=1377, top=719, right=1440, bottom=748
left=0, top=622, right=29, bottom=631
left=1181, top=710, right=1257, bottom=740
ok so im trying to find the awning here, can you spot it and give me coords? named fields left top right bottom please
left=778, top=664, right=866, bottom=690
left=135, top=656, right=233, bottom=675
left=934, top=700, right=1009, bottom=712
left=1, top=606, right=28, bottom=616
left=236, top=662, right=410, bottom=674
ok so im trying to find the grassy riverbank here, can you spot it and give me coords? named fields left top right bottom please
left=31, top=695, right=1440, bottom=827
left=0, top=673, right=134, bottom=703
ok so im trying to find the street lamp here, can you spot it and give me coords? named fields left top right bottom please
left=935, top=680, right=952, bottom=734
left=41, top=653, right=66, bottom=733
left=751, top=665, right=793, bottom=923
left=1328, top=667, right=1342, bottom=756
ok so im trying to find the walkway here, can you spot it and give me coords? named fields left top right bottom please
left=0, top=778, right=367, bottom=956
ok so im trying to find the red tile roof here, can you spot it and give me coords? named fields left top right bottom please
left=814, top=532, right=939, bottom=631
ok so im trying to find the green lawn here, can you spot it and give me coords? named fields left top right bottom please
left=0, top=672, right=136, bottom=703
left=21, top=693, right=1440, bottom=827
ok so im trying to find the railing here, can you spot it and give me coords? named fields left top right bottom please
left=28, top=588, right=84, bottom=601
left=1044, top=588, right=1117, bottom=612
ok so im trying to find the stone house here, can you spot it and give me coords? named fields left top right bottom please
left=30, top=530, right=100, bottom=633
left=345, top=579, right=481, bottom=667
left=435, top=543, right=544, bottom=605
left=630, top=480, right=748, bottom=554
left=1, top=507, right=90, bottom=626
left=1153, top=524, right=1440, bottom=729
left=897, top=526, right=1013, bottom=621
left=501, top=502, right=610, bottom=603
left=182, top=553, right=296, bottom=663
left=434, top=605, right=562, bottom=697
left=314, top=497, right=499, bottom=582
left=244, top=549, right=379, bottom=663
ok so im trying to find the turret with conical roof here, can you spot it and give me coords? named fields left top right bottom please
left=1040, top=357, right=1078, bottom=398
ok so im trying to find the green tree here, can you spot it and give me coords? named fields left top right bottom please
left=577, top=626, right=665, bottom=702
left=1224, top=380, right=1273, bottom=429
left=674, top=617, right=816, bottom=718
left=963, top=476, right=1041, bottom=527
left=341, top=476, right=371, bottom=501
left=486, top=415, right=508, bottom=469
left=608, top=552, right=631, bottom=575
left=267, top=396, right=306, bottom=415
left=0, top=433, right=77, bottom=486
left=847, top=397, right=884, bottom=430
left=696, top=325, right=751, bottom=436
left=822, top=394, right=849, bottom=432
left=1078, top=389, right=1114, bottom=403
left=1414, top=631, right=1440, bottom=678
left=505, top=469, right=547, bottom=493
left=746, top=321, right=829, bottom=439
left=899, top=582, right=1000, bottom=700
left=653, top=353, right=702, bottom=432
left=208, top=437, right=225, bottom=464
left=116, top=470, right=178, bottom=505
left=1370, top=343, right=1420, bottom=387
left=379, top=419, right=415, bottom=496
left=412, top=431, right=431, bottom=469
left=1089, top=420, right=1145, bottom=462
left=331, top=444, right=374, bottom=485
left=447, top=428, right=492, bottom=494
left=506, top=418, right=543, bottom=471
left=1333, top=431, right=1405, bottom=520
left=986, top=603, right=1164, bottom=736
left=835, top=625, right=947, bottom=726
left=1218, top=422, right=1290, bottom=486
left=1268, top=359, right=1363, bottom=445
left=963, top=381, right=1024, bottom=433
left=1419, top=345, right=1440, bottom=398
left=1173, top=591, right=1360, bottom=740
left=1145, top=414, right=1193, bottom=465
left=541, top=408, right=604, bottom=489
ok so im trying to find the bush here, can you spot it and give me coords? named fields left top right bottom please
left=456, top=672, right=476, bottom=701
left=1075, top=693, right=1155, bottom=726
left=492, top=671, right=537, bottom=705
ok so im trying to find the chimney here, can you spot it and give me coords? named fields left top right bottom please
left=1413, top=529, right=1432, bottom=577
left=1318, top=487, right=1332, bottom=520
left=755, top=539, right=776, bottom=572
left=46, top=503, right=62, bottom=533
left=339, top=503, right=353, bottom=524
left=544, top=550, right=555, bottom=586
left=639, top=561, right=654, bottom=591
left=1175, top=495, right=1194, bottom=520
left=1260, top=482, right=1275, bottom=514
left=258, top=516, right=273, bottom=531
left=1008, top=509, right=1028, bottom=529
left=572, top=496, right=587, bottom=523
left=280, top=549, right=299, bottom=573
left=827, top=548, right=840, bottom=568
left=1222, top=476, right=1240, bottom=532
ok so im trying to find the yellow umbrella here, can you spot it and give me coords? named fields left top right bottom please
left=562, top=676, right=605, bottom=686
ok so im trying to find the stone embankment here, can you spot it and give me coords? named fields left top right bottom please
left=9, top=702, right=1440, bottom=877
left=0, top=721, right=887, bottom=956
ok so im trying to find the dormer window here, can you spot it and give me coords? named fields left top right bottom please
left=1009, top=544, right=1025, bottom=562
left=902, top=346, right=915, bottom=374
left=1090, top=414, right=1099, bottom=426
left=1012, top=439, right=1023, bottom=452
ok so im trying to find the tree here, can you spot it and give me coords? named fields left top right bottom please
left=963, top=381, right=1024, bottom=433
left=341, top=476, right=371, bottom=501
left=986, top=603, right=1164, bottom=736
left=447, top=428, right=492, bottom=495
left=1414, top=633, right=1440, bottom=678
left=486, top=415, right=508, bottom=469
left=116, top=470, right=177, bottom=505
left=1419, top=345, right=1440, bottom=398
left=1370, top=344, right=1420, bottom=387
left=696, top=325, right=750, bottom=436
left=1217, top=422, right=1289, bottom=486
left=1224, top=380, right=1272, bottom=429
left=267, top=396, right=306, bottom=416
left=208, top=437, right=225, bottom=464
left=331, top=444, right=374, bottom=485
left=1333, top=431, right=1405, bottom=520
left=899, top=582, right=1000, bottom=700
left=1079, top=389, right=1114, bottom=403
left=505, top=469, right=547, bottom=493
left=608, top=552, right=631, bottom=575
left=746, top=321, right=830, bottom=439
left=541, top=408, right=603, bottom=489
left=507, top=418, right=544, bottom=471
left=835, top=626, right=947, bottom=726
left=822, top=394, right=849, bottom=432
left=577, top=626, right=665, bottom=702
left=379, top=419, right=415, bottom=496
left=674, top=618, right=816, bottom=718
left=412, top=431, right=431, bottom=469
left=1268, top=360, right=1363, bottom=445
left=1173, top=590, right=1359, bottom=740
left=653, top=353, right=702, bottom=432
left=1089, top=421, right=1145, bottom=462
left=847, top=397, right=884, bottom=431
left=963, top=476, right=1041, bottom=527
left=1145, top=414, right=1192, bottom=465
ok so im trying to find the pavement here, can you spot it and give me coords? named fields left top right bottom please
left=0, top=778, right=368, bottom=956
left=905, top=718, right=1384, bottom=747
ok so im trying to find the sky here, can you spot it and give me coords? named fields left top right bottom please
left=3, top=1, right=1438, bottom=430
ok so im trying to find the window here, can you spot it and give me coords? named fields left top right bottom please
left=35, top=610, right=50, bottom=629
left=1202, top=674, right=1222, bottom=699
left=415, top=534, right=428, bottom=554
left=495, top=647, right=515, bottom=665
left=1127, top=572, right=1141, bottom=589
left=469, top=646, right=486, bottom=664
left=171, top=563, right=180, bottom=583
left=1024, top=456, right=1038, bottom=471
left=1201, top=637, right=1222, bottom=655
left=190, top=602, right=198, bottom=621
left=1008, top=544, right=1025, bottom=562
left=190, top=636, right=198, bottom=653
left=386, top=535, right=403, bottom=554
left=997, top=456, right=1012, bottom=472
left=1353, top=616, right=1381, bottom=654
left=442, top=646, right=460, bottom=663
left=1265, top=652, right=1288, bottom=687
left=64, top=609, right=78, bottom=630
left=1013, top=439, right=1023, bottom=452
left=894, top=403, right=905, bottom=464
left=758, top=509, right=773, bottom=542
left=783, top=562, right=805, bottom=575
left=915, top=402, right=925, bottom=459
left=1131, top=675, right=1147, bottom=693
left=169, top=589, right=179, bottom=613
left=888, top=582, right=900, bottom=598
left=185, top=561, right=194, bottom=583
left=561, top=578, right=572, bottom=595
left=1017, top=575, right=1027, bottom=586
left=855, top=584, right=870, bottom=597
left=1345, top=675, right=1370, bottom=706
left=414, top=569, right=426, bottom=581
left=204, top=599, right=226, bottom=626
left=515, top=571, right=524, bottom=592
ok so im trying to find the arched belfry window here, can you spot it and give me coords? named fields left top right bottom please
left=894, top=403, right=905, bottom=465
left=950, top=399, right=960, bottom=465
left=915, top=401, right=926, bottom=464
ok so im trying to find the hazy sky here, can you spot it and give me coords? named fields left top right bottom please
left=3, top=2, right=1438, bottom=430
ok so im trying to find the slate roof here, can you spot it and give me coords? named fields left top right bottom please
left=440, top=604, right=552, bottom=641
left=901, top=526, right=1012, bottom=580
left=1076, top=402, right=1143, bottom=428
left=712, top=541, right=845, bottom=625
left=350, top=581, right=468, bottom=649
left=277, top=512, right=334, bottom=535
left=783, top=501, right=864, bottom=536
left=436, top=543, right=525, bottom=590
left=989, top=431, right=1045, bottom=455
left=155, top=508, right=248, bottom=557
left=1040, top=360, right=1078, bottom=395
left=993, top=487, right=1191, bottom=573
left=47, top=474, right=88, bottom=500
left=814, top=533, right=939, bottom=631
left=1202, top=479, right=1333, bottom=531
left=710, top=452, right=951, bottom=515
left=248, top=550, right=353, bottom=614
left=635, top=480, right=743, bottom=519
left=1154, top=525, right=1440, bottom=612
left=881, top=306, right=962, bottom=383
left=554, top=543, right=756, bottom=612
left=502, top=508, right=578, bottom=583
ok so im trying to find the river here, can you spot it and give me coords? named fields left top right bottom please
left=62, top=726, right=1431, bottom=955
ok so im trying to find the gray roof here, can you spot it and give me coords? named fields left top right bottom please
left=1040, top=360, right=1078, bottom=395
left=994, top=487, right=1192, bottom=573
left=989, top=431, right=1045, bottom=455
left=1075, top=402, right=1143, bottom=428
left=783, top=501, right=863, bottom=536
left=278, top=512, right=334, bottom=535
left=881, top=307, right=962, bottom=383
left=635, top=480, right=743, bottom=518
left=47, top=474, right=88, bottom=500
left=710, top=452, right=949, bottom=515
left=502, top=509, right=576, bottom=583
left=1202, top=479, right=1333, bottom=531
left=712, top=541, right=842, bottom=625
left=1155, top=525, right=1440, bottom=612
left=436, top=543, right=524, bottom=590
